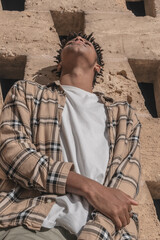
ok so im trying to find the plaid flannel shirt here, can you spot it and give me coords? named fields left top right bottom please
left=0, top=80, right=141, bottom=240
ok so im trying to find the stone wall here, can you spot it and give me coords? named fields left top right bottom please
left=0, top=0, right=160, bottom=239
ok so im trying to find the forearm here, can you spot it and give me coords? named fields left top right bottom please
left=66, top=171, right=93, bottom=198
left=66, top=170, right=138, bottom=231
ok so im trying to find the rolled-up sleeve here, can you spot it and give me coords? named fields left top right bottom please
left=0, top=81, right=73, bottom=195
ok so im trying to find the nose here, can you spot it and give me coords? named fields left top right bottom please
left=74, top=36, right=84, bottom=42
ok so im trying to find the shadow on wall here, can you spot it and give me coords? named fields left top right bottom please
left=33, top=65, right=59, bottom=86
left=0, top=55, right=27, bottom=100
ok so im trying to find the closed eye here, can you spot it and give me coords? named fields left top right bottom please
left=66, top=42, right=72, bottom=45
left=85, top=42, right=91, bottom=46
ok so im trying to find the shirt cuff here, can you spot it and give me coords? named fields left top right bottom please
left=47, top=162, right=74, bottom=195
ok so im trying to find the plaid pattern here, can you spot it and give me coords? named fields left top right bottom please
left=78, top=221, right=112, bottom=240
left=0, top=80, right=141, bottom=239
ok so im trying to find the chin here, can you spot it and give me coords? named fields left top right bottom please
left=62, top=45, right=91, bottom=65
left=64, top=49, right=86, bottom=61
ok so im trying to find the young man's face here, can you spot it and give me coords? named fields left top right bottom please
left=60, top=36, right=99, bottom=70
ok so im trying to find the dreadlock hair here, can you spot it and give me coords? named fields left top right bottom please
left=54, top=32, right=104, bottom=87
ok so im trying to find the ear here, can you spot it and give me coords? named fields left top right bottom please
left=57, top=62, right=62, bottom=72
left=94, top=63, right=101, bottom=73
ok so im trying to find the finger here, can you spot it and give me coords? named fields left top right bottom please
left=126, top=196, right=138, bottom=205
left=125, top=210, right=130, bottom=225
left=119, top=214, right=128, bottom=228
left=112, top=217, right=122, bottom=231
left=123, top=193, right=138, bottom=206
left=128, top=208, right=134, bottom=218
left=130, top=199, right=138, bottom=206
left=128, top=205, right=132, bottom=212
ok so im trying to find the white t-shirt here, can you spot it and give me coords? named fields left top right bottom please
left=42, top=85, right=109, bottom=235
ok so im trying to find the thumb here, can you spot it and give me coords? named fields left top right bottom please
left=125, top=193, right=138, bottom=206
left=130, top=198, right=138, bottom=206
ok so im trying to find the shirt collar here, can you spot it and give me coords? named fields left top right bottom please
left=47, top=80, right=114, bottom=105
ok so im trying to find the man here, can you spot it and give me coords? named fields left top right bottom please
left=0, top=32, right=141, bottom=240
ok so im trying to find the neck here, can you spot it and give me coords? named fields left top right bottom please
left=60, top=67, right=94, bottom=93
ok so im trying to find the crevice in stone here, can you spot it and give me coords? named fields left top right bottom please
left=0, top=79, right=18, bottom=100
left=50, top=11, right=85, bottom=43
left=126, top=1, right=146, bottom=16
left=128, top=59, right=160, bottom=118
left=153, top=199, right=160, bottom=220
left=146, top=181, right=160, bottom=220
left=138, top=83, right=157, bottom=118
left=0, top=55, right=27, bottom=100
left=126, top=0, right=156, bottom=17
left=1, top=0, right=25, bottom=11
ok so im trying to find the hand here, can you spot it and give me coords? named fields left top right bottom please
left=66, top=171, right=138, bottom=230
left=84, top=180, right=138, bottom=230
